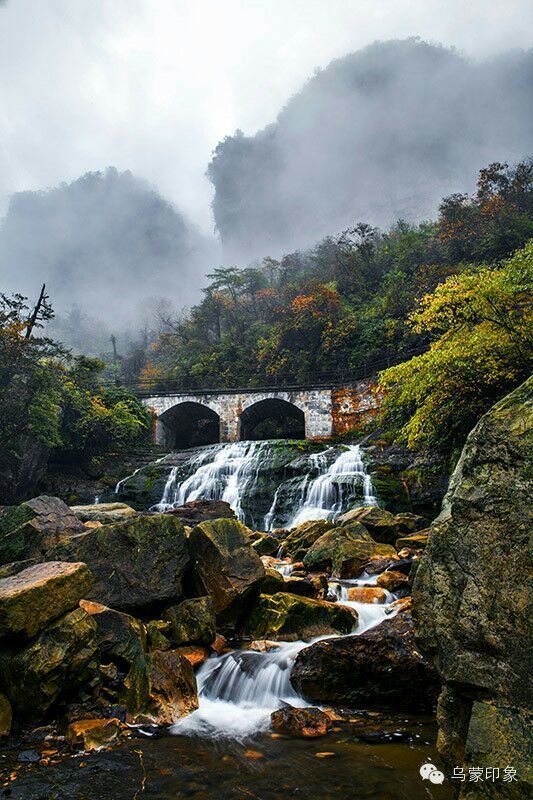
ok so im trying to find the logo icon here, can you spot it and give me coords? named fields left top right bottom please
left=420, top=763, right=445, bottom=784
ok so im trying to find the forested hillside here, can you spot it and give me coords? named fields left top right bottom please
left=141, top=160, right=532, bottom=455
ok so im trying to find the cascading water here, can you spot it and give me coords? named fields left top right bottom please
left=151, top=440, right=377, bottom=529
left=286, top=444, right=377, bottom=527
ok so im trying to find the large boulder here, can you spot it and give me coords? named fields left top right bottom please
left=243, top=592, right=357, bottom=641
left=0, top=561, right=93, bottom=639
left=303, top=525, right=397, bottom=578
left=252, top=534, right=280, bottom=556
left=413, top=377, right=533, bottom=793
left=291, top=611, right=438, bottom=710
left=164, top=597, right=216, bottom=646
left=0, top=496, right=86, bottom=565
left=166, top=499, right=236, bottom=526
left=0, top=607, right=99, bottom=719
left=187, top=519, right=265, bottom=622
left=280, top=519, right=335, bottom=561
left=48, top=514, right=189, bottom=611
left=337, top=506, right=425, bottom=544
left=130, top=649, right=198, bottom=725
left=70, top=502, right=137, bottom=525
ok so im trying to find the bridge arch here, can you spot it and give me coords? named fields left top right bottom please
left=157, top=401, right=220, bottom=449
left=239, top=397, right=305, bottom=441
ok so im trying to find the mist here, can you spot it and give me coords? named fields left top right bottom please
left=208, top=39, right=533, bottom=261
left=0, top=168, right=220, bottom=350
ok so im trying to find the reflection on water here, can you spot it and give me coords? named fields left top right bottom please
left=2, top=719, right=453, bottom=800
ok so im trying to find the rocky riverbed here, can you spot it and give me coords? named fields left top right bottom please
left=0, top=376, right=531, bottom=800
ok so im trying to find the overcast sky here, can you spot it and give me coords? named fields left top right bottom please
left=0, top=0, right=531, bottom=233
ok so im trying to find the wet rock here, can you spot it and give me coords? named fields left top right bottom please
left=260, top=567, right=286, bottom=594
left=67, top=717, right=124, bottom=751
left=145, top=620, right=172, bottom=652
left=395, top=531, right=429, bottom=551
left=244, top=592, right=357, bottom=641
left=130, top=649, right=198, bottom=725
left=337, top=506, right=424, bottom=545
left=80, top=600, right=147, bottom=665
left=363, top=555, right=401, bottom=574
left=246, top=639, right=280, bottom=653
left=291, top=611, right=438, bottom=710
left=166, top=499, right=236, bottom=526
left=70, top=502, right=137, bottom=524
left=48, top=514, right=189, bottom=611
left=413, top=377, right=533, bottom=779
left=252, top=534, right=280, bottom=556
left=271, top=706, right=332, bottom=737
left=0, top=561, right=93, bottom=639
left=0, top=496, right=86, bottom=565
left=175, top=644, right=210, bottom=667
left=280, top=519, right=335, bottom=561
left=303, top=526, right=397, bottom=578
left=164, top=596, right=216, bottom=646
left=211, top=633, right=228, bottom=653
left=283, top=576, right=316, bottom=598
left=376, top=570, right=409, bottom=592
left=1, top=607, right=99, bottom=719
left=187, top=519, right=265, bottom=622
left=0, top=693, right=12, bottom=737
left=345, top=586, right=388, bottom=603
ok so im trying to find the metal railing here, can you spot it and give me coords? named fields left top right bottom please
left=103, top=346, right=427, bottom=397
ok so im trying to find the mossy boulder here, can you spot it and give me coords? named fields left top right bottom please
left=70, top=503, right=137, bottom=524
left=291, top=611, right=438, bottom=710
left=337, top=506, right=426, bottom=544
left=252, top=534, right=280, bottom=556
left=164, top=597, right=216, bottom=646
left=260, top=567, right=286, bottom=594
left=243, top=592, right=357, bottom=641
left=166, top=500, right=236, bottom=527
left=0, top=496, right=86, bottom=565
left=413, top=377, right=533, bottom=775
left=187, top=518, right=265, bottom=622
left=48, top=514, right=189, bottom=611
left=303, top=525, right=397, bottom=578
left=280, top=519, right=335, bottom=561
left=0, top=561, right=93, bottom=639
left=129, top=649, right=198, bottom=725
left=0, top=607, right=99, bottom=720
left=271, top=705, right=331, bottom=738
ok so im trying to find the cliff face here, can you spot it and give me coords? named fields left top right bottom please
left=413, top=376, right=532, bottom=798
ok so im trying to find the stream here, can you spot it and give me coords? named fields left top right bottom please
left=4, top=440, right=450, bottom=798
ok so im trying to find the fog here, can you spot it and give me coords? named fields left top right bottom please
left=0, top=2, right=531, bottom=349
left=209, top=39, right=533, bottom=261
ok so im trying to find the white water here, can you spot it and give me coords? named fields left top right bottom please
left=173, top=572, right=400, bottom=739
left=151, top=441, right=377, bottom=529
left=286, top=445, right=377, bottom=527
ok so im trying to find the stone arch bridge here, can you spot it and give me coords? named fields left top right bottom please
left=142, top=380, right=379, bottom=448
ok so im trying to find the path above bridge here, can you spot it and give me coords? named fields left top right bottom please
left=142, top=379, right=380, bottom=447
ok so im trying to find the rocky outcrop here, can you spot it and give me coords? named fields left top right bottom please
left=244, top=592, right=357, bottom=641
left=0, top=496, right=86, bottom=565
left=187, top=519, right=265, bottom=622
left=132, top=649, right=198, bottom=725
left=303, top=524, right=397, bottom=578
left=336, top=506, right=426, bottom=544
left=252, top=534, right=280, bottom=556
left=280, top=519, right=335, bottom=561
left=164, top=596, right=216, bottom=646
left=70, top=502, right=137, bottom=524
left=0, top=561, right=93, bottom=639
left=413, top=377, right=533, bottom=797
left=291, top=611, right=438, bottom=710
left=49, top=514, right=190, bottom=611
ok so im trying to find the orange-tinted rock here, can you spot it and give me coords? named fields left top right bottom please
left=67, top=718, right=124, bottom=751
left=345, top=586, right=388, bottom=604
left=176, top=645, right=210, bottom=667
left=377, top=570, right=409, bottom=592
left=395, top=531, right=429, bottom=551
left=271, top=706, right=332, bottom=737
left=211, top=633, right=228, bottom=653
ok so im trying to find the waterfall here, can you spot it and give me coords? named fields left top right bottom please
left=172, top=573, right=399, bottom=739
left=150, top=440, right=377, bottom=530
left=286, top=444, right=377, bottom=527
